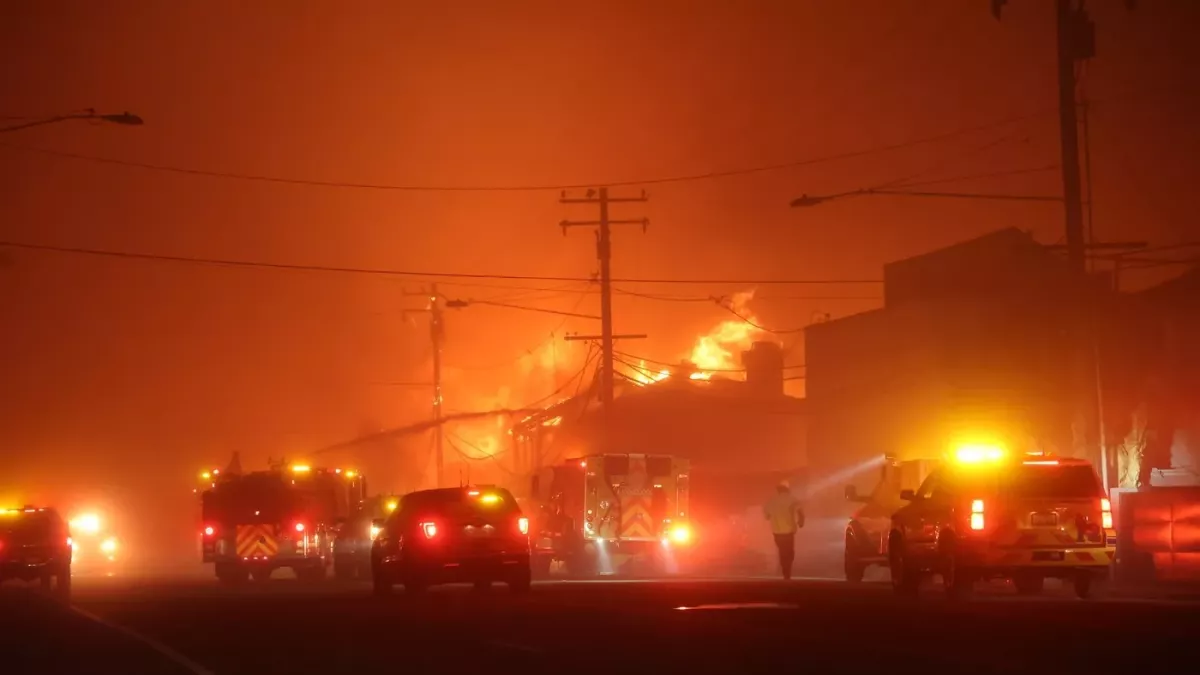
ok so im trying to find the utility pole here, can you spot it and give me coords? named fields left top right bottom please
left=405, top=285, right=447, bottom=487
left=559, top=188, right=649, bottom=414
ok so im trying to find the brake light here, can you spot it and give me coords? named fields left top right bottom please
left=1101, top=498, right=1113, bottom=530
left=203, top=525, right=215, bottom=537
left=517, top=517, right=529, bottom=535
left=294, top=522, right=305, bottom=533
left=969, top=499, right=985, bottom=530
left=420, top=521, right=438, bottom=539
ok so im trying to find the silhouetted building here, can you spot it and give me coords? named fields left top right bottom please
left=805, top=228, right=1109, bottom=488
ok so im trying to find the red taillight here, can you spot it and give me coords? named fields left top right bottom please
left=969, top=499, right=985, bottom=530
left=203, top=525, right=215, bottom=537
left=517, top=517, right=529, bottom=535
left=294, top=522, right=305, bottom=533
left=420, top=521, right=438, bottom=539
left=1101, top=498, right=1113, bottom=530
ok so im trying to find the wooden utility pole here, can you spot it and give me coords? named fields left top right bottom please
left=559, top=188, right=649, bottom=413
left=405, top=285, right=447, bottom=487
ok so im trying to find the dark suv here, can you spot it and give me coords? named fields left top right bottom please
left=1, top=506, right=72, bottom=598
left=371, top=487, right=531, bottom=595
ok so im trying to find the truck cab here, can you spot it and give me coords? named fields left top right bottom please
left=843, top=455, right=938, bottom=582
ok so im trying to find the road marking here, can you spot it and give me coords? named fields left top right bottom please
left=486, top=639, right=544, bottom=654
left=70, top=605, right=216, bottom=675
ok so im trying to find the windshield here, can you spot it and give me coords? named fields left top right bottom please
left=1, top=511, right=63, bottom=542
left=1004, top=464, right=1103, bottom=499
left=402, top=488, right=520, bottom=518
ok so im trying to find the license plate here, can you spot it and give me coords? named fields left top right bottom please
left=464, top=526, right=493, bottom=538
left=1031, top=512, right=1058, bottom=527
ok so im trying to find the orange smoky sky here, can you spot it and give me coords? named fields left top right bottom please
left=1, top=0, right=1197, bottom=515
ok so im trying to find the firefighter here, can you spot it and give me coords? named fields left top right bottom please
left=763, top=481, right=804, bottom=580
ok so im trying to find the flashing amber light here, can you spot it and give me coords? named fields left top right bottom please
left=954, top=444, right=1005, bottom=464
left=369, top=524, right=383, bottom=540
left=420, top=521, right=438, bottom=539
left=1101, top=498, right=1113, bottom=530
left=970, top=499, right=985, bottom=530
left=670, top=524, right=692, bottom=544
left=580, top=460, right=587, bottom=468
left=71, top=513, right=102, bottom=536
left=518, top=517, right=529, bottom=535
left=478, top=493, right=501, bottom=505
left=467, top=490, right=480, bottom=496
left=385, top=500, right=398, bottom=512
left=344, top=470, right=357, bottom=478
left=291, top=465, right=311, bottom=473
left=1023, top=459, right=1060, bottom=465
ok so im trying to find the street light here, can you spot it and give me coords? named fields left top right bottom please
left=0, top=108, right=144, bottom=134
left=790, top=188, right=1063, bottom=208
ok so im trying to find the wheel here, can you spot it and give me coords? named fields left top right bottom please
left=372, top=571, right=392, bottom=596
left=844, top=533, right=865, bottom=583
left=1014, top=573, right=1044, bottom=596
left=889, top=535, right=920, bottom=598
left=55, top=567, right=71, bottom=601
left=216, top=563, right=248, bottom=585
left=402, top=575, right=428, bottom=596
left=1073, top=573, right=1093, bottom=599
left=940, top=539, right=973, bottom=600
left=297, top=566, right=326, bottom=583
left=530, top=555, right=552, bottom=579
left=508, top=568, right=533, bottom=595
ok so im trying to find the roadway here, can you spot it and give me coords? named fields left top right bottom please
left=3, top=574, right=1197, bottom=675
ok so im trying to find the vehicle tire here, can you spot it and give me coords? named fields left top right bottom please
left=844, top=533, right=865, bottom=583
left=55, top=567, right=71, bottom=601
left=889, top=533, right=920, bottom=598
left=508, top=568, right=533, bottom=595
left=940, top=538, right=974, bottom=600
left=402, top=576, right=428, bottom=596
left=372, top=571, right=392, bottom=597
left=297, top=565, right=325, bottom=583
left=531, top=555, right=552, bottom=579
left=216, top=563, right=248, bottom=585
left=1014, top=573, right=1044, bottom=596
left=1073, top=573, right=1093, bottom=599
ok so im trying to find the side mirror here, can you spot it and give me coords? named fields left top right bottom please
left=844, top=485, right=859, bottom=502
left=899, top=489, right=916, bottom=501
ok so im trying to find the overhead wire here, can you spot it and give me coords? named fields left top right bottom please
left=0, top=240, right=882, bottom=285
left=0, top=108, right=1056, bottom=193
left=448, top=285, right=593, bottom=371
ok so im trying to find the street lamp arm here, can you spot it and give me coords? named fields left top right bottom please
left=0, top=110, right=143, bottom=134
left=867, top=188, right=1064, bottom=203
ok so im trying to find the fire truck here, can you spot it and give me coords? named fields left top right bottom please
left=843, top=455, right=939, bottom=582
left=527, top=453, right=692, bottom=577
left=332, top=493, right=399, bottom=580
left=199, top=462, right=366, bottom=584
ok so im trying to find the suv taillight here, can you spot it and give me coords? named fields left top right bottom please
left=420, top=521, right=438, bottom=539
left=517, top=517, right=529, bottom=536
left=203, top=525, right=215, bottom=537
left=1101, top=498, right=1113, bottom=530
left=969, top=499, right=985, bottom=530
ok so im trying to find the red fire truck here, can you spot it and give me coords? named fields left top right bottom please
left=199, top=463, right=366, bottom=584
left=527, top=453, right=692, bottom=577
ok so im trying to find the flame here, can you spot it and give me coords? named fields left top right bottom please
left=687, top=290, right=765, bottom=377
left=629, top=360, right=670, bottom=386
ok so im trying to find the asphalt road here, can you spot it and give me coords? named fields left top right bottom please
left=3, top=575, right=1198, bottom=675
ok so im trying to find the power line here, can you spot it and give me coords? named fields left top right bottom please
left=0, top=240, right=882, bottom=285
left=614, top=348, right=804, bottom=373
left=452, top=298, right=600, bottom=320
left=716, top=303, right=805, bottom=334
left=448, top=287, right=592, bottom=371
left=0, top=110, right=1055, bottom=193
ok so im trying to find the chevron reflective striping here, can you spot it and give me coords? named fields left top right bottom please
left=236, top=524, right=278, bottom=558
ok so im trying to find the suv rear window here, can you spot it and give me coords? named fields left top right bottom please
left=1, top=511, right=64, bottom=541
left=1005, top=464, right=1102, bottom=499
left=402, top=488, right=519, bottom=516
